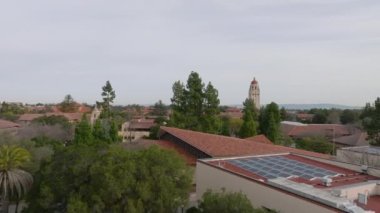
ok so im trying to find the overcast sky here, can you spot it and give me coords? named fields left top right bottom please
left=1, top=0, right=379, bottom=106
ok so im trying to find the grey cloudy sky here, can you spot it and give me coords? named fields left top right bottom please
left=1, top=0, right=379, bottom=106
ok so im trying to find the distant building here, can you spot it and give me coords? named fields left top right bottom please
left=157, top=126, right=329, bottom=166
left=337, top=146, right=380, bottom=169
left=120, top=119, right=155, bottom=142
left=281, top=121, right=368, bottom=148
left=198, top=153, right=380, bottom=213
left=220, top=107, right=243, bottom=119
left=18, top=112, right=83, bottom=124
left=0, top=119, right=20, bottom=134
left=154, top=127, right=380, bottom=212
left=90, top=106, right=102, bottom=125
left=248, top=78, right=260, bottom=109
left=296, top=113, right=314, bottom=122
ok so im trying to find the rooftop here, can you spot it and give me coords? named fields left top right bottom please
left=244, top=134, right=273, bottom=145
left=159, top=126, right=330, bottom=159
left=18, top=112, right=83, bottom=122
left=340, top=146, right=380, bottom=155
left=202, top=154, right=380, bottom=213
left=0, top=119, right=20, bottom=129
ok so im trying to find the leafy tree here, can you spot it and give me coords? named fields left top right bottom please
left=229, top=118, right=243, bottom=137
left=361, top=98, right=380, bottom=146
left=92, top=119, right=114, bottom=143
left=239, top=99, right=258, bottom=138
left=280, top=107, right=287, bottom=121
left=169, top=72, right=221, bottom=133
left=202, top=82, right=221, bottom=133
left=59, top=94, right=77, bottom=112
left=17, top=123, right=74, bottom=143
left=26, top=146, right=192, bottom=213
left=74, top=115, right=93, bottom=145
left=0, top=102, right=25, bottom=121
left=193, top=189, right=271, bottom=213
left=100, top=80, right=116, bottom=118
left=340, top=109, right=359, bottom=124
left=309, top=109, right=328, bottom=124
left=32, top=115, right=71, bottom=130
left=259, top=102, right=281, bottom=143
left=148, top=125, right=161, bottom=139
left=151, top=100, right=168, bottom=117
left=170, top=81, right=187, bottom=129
left=295, top=137, right=333, bottom=154
left=0, top=133, right=55, bottom=175
left=0, top=145, right=33, bottom=213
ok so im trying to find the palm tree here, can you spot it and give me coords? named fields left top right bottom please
left=0, top=145, right=33, bottom=213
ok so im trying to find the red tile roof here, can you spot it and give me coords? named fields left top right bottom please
left=159, top=127, right=330, bottom=159
left=0, top=119, right=20, bottom=129
left=18, top=113, right=43, bottom=121
left=245, top=134, right=273, bottom=144
left=287, top=124, right=351, bottom=138
left=281, top=122, right=368, bottom=146
left=18, top=113, right=83, bottom=122
left=129, top=119, right=155, bottom=130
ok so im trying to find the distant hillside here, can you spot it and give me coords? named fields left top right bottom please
left=279, top=104, right=361, bottom=110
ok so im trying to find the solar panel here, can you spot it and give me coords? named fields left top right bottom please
left=227, top=156, right=339, bottom=180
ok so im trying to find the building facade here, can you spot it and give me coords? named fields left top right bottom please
left=249, top=78, right=260, bottom=109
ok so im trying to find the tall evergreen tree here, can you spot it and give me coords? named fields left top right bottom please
left=186, top=72, right=205, bottom=131
left=100, top=81, right=116, bottom=118
left=74, top=115, right=93, bottom=145
left=169, top=72, right=221, bottom=133
left=361, top=97, right=380, bottom=146
left=60, top=94, right=77, bottom=112
left=259, top=102, right=281, bottom=143
left=202, top=82, right=220, bottom=133
left=239, top=99, right=258, bottom=138
left=169, top=81, right=186, bottom=128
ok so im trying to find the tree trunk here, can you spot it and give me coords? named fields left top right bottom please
left=15, top=200, right=19, bottom=213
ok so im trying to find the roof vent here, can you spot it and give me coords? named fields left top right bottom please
left=361, top=165, right=368, bottom=174
left=322, top=177, right=332, bottom=187
left=218, top=161, right=225, bottom=168
left=358, top=193, right=368, bottom=205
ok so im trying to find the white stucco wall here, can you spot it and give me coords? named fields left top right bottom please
left=196, top=162, right=338, bottom=213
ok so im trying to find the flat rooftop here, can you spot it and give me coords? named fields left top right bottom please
left=203, top=153, right=380, bottom=213
left=341, top=146, right=380, bottom=155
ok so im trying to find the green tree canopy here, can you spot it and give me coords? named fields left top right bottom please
left=169, top=72, right=221, bottom=133
left=295, top=137, right=333, bottom=154
left=73, top=114, right=93, bottom=145
left=32, top=115, right=71, bottom=129
left=340, top=109, right=358, bottom=124
left=361, top=97, right=380, bottom=146
left=26, top=145, right=192, bottom=213
left=100, top=80, right=116, bottom=118
left=151, top=100, right=168, bottom=117
left=193, top=189, right=271, bottom=213
left=239, top=99, right=258, bottom=138
left=59, top=94, right=77, bottom=112
left=0, top=145, right=33, bottom=213
left=259, top=102, right=281, bottom=143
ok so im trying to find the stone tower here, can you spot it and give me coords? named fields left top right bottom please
left=249, top=78, right=260, bottom=109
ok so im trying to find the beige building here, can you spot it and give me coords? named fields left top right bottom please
left=197, top=153, right=380, bottom=213
left=337, top=146, right=380, bottom=169
left=120, top=119, right=155, bottom=142
left=248, top=77, right=260, bottom=109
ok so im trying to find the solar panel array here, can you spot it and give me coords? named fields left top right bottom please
left=228, top=155, right=339, bottom=180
